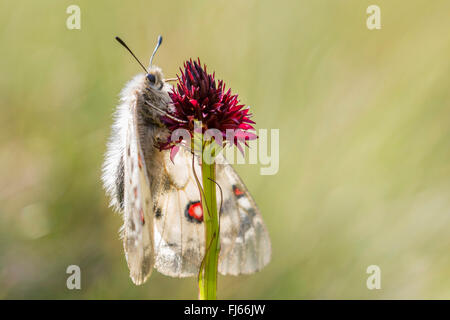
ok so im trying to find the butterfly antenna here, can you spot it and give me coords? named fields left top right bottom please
left=115, top=36, right=148, bottom=73
left=149, top=35, right=163, bottom=67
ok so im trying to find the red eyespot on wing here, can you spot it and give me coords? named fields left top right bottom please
left=139, top=208, right=145, bottom=225
left=233, top=185, right=244, bottom=197
left=138, top=153, right=143, bottom=169
left=185, top=201, right=203, bottom=222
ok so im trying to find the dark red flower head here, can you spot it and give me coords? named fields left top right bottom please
left=159, top=58, right=257, bottom=157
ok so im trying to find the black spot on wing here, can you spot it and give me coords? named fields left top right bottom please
left=221, top=198, right=234, bottom=216
left=162, top=175, right=172, bottom=191
left=155, top=207, right=162, bottom=219
left=167, top=242, right=178, bottom=248
left=247, top=207, right=257, bottom=218
left=238, top=211, right=252, bottom=238
left=140, top=253, right=153, bottom=275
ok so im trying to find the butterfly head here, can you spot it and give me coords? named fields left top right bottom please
left=146, top=66, right=164, bottom=91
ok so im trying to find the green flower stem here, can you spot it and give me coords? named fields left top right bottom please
left=198, top=144, right=220, bottom=300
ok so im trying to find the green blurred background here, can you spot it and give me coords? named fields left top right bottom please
left=0, top=0, right=449, bottom=299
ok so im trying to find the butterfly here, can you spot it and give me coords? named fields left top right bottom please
left=102, top=36, right=271, bottom=285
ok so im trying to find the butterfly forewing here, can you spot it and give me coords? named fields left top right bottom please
left=122, top=93, right=155, bottom=285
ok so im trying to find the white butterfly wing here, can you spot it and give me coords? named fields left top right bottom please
left=215, top=156, right=271, bottom=275
left=122, top=100, right=155, bottom=285
left=152, top=149, right=205, bottom=277
left=151, top=148, right=271, bottom=277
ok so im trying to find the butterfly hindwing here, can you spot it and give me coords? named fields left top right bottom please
left=152, top=149, right=205, bottom=277
left=151, top=148, right=271, bottom=277
left=216, top=155, right=271, bottom=275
